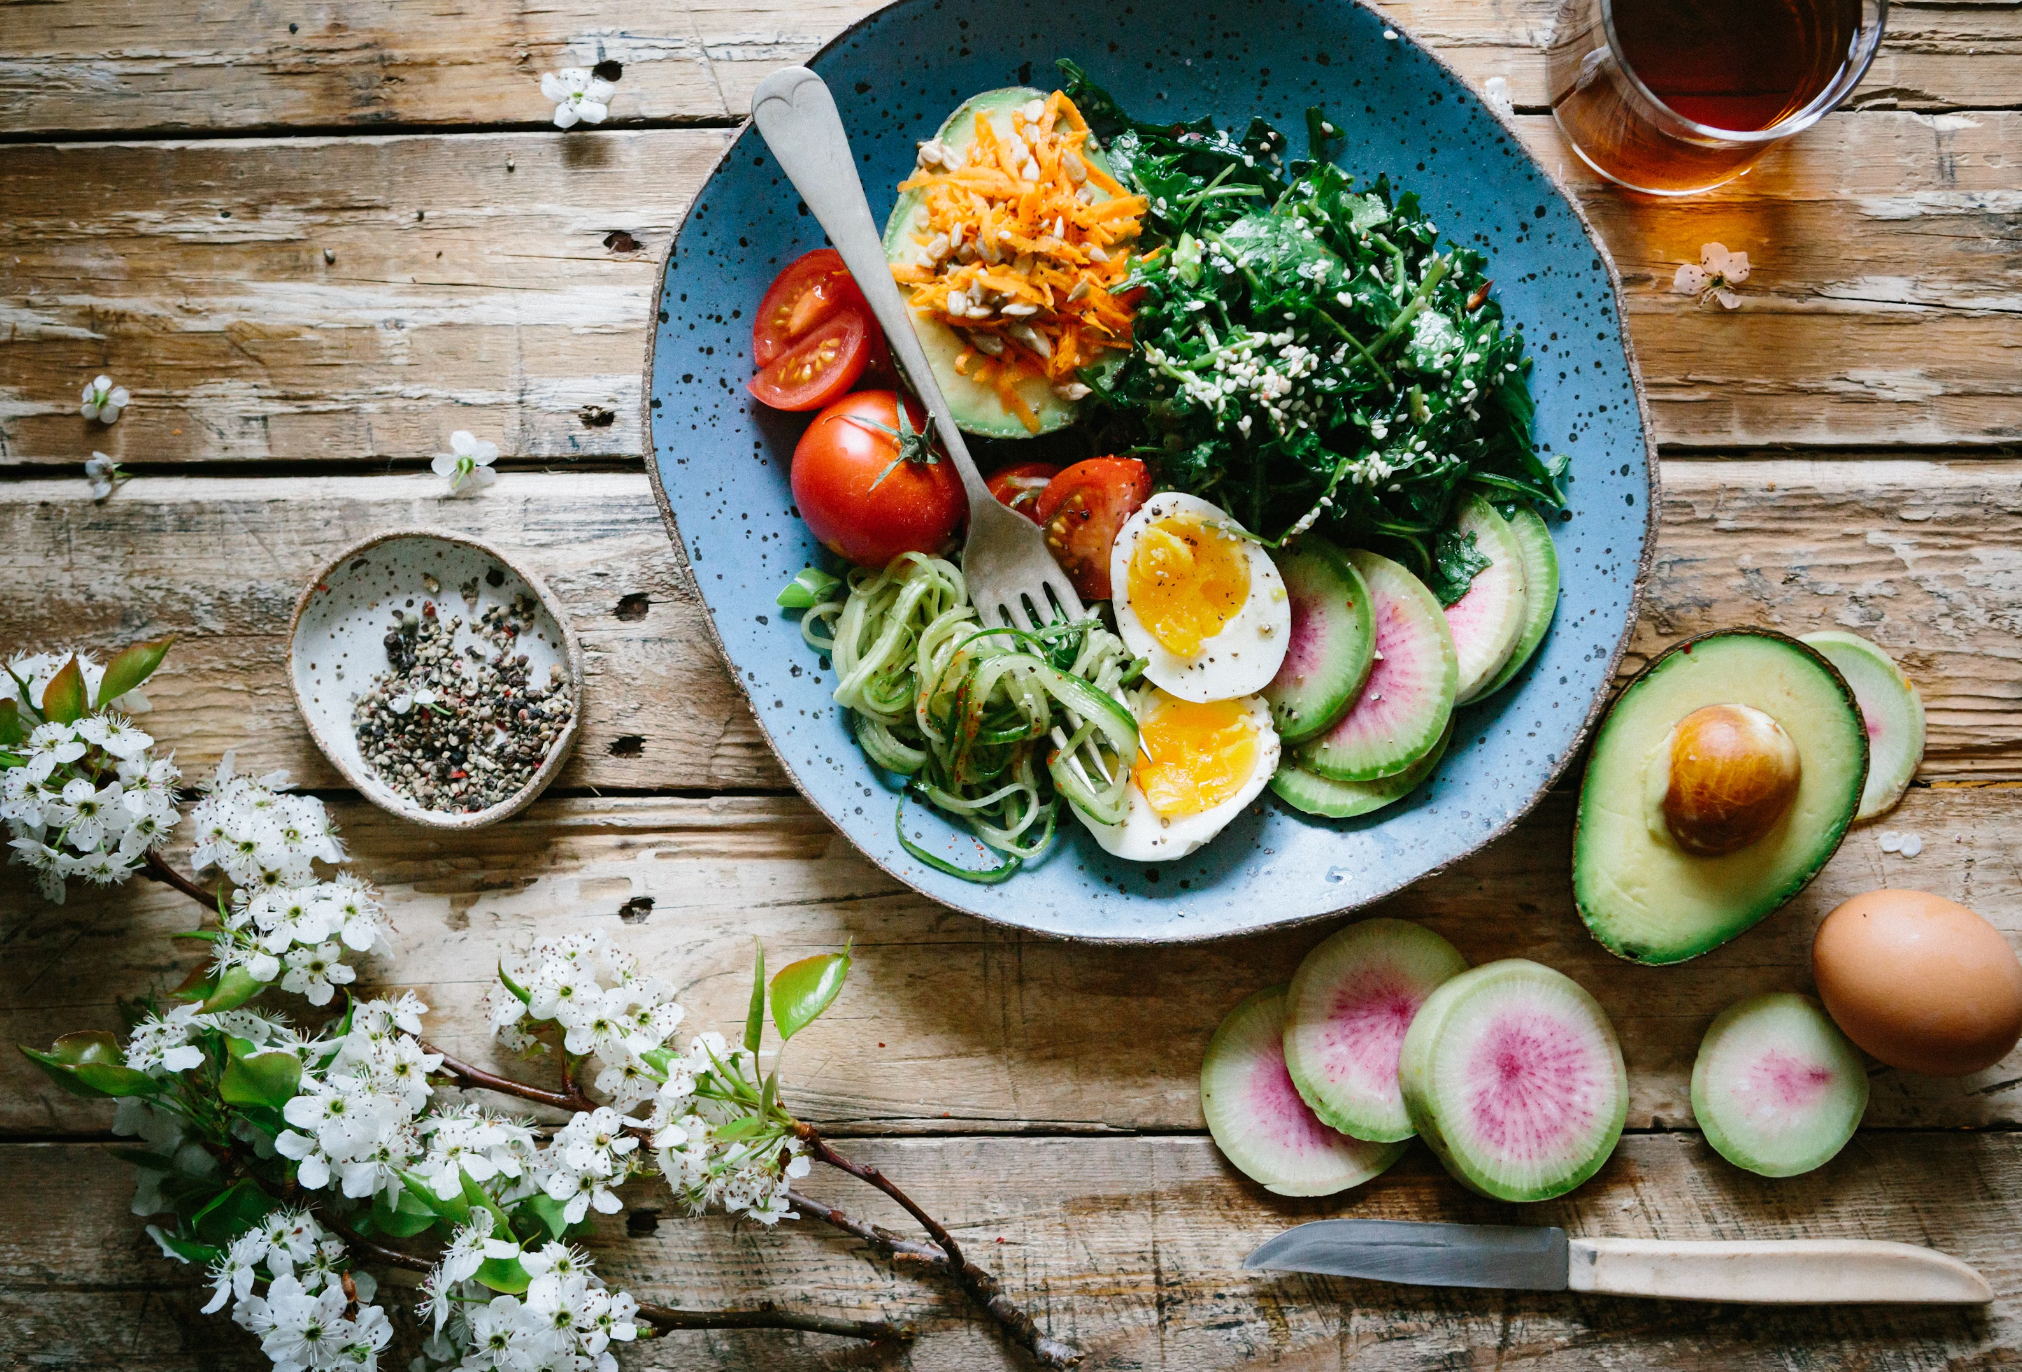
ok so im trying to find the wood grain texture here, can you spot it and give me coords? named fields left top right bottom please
left=2, top=1133, right=2016, bottom=1370
left=2, top=0, right=2015, bottom=134
left=1, top=116, right=2017, bottom=461
left=6, top=782, right=2019, bottom=1139
left=4, top=459, right=2017, bottom=793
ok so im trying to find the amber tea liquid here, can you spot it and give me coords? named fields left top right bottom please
left=1548, top=0, right=1875, bottom=194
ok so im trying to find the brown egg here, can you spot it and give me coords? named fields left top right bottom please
left=1813, top=889, right=2022, bottom=1077
left=1661, top=703, right=1802, bottom=855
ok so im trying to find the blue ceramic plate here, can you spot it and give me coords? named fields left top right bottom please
left=645, top=0, right=1655, bottom=943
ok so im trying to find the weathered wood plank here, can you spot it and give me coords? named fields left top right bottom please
left=5, top=782, right=2019, bottom=1139
left=2, top=1133, right=2016, bottom=1369
left=4, top=459, right=2018, bottom=794
left=1, top=0, right=2013, bottom=134
left=1, top=117, right=2018, bottom=460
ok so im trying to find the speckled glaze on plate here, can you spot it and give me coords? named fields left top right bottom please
left=288, top=530, right=583, bottom=830
left=644, top=0, right=1656, bottom=943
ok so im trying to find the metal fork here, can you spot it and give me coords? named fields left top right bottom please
left=750, top=67, right=1086, bottom=632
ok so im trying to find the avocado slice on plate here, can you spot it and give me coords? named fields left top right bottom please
left=881, top=87, right=1124, bottom=439
left=1573, top=630, right=1867, bottom=965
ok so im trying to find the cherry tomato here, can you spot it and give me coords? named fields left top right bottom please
left=985, top=462, right=1060, bottom=521
left=1031, top=457, right=1153, bottom=601
left=748, top=310, right=871, bottom=412
left=754, top=249, right=862, bottom=368
left=792, top=391, right=968, bottom=567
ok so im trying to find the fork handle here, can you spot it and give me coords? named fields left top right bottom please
left=749, top=67, right=994, bottom=513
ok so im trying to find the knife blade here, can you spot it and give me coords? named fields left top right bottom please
left=1242, top=1220, right=1994, bottom=1305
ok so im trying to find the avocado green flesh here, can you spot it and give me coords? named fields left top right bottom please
left=1574, top=632, right=1868, bottom=965
left=881, top=87, right=1120, bottom=439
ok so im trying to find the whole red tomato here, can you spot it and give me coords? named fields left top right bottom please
left=792, top=391, right=967, bottom=567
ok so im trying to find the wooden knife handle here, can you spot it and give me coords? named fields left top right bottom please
left=1567, top=1238, right=1991, bottom=1305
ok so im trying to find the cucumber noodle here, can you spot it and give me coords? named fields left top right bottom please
left=797, top=553, right=1143, bottom=882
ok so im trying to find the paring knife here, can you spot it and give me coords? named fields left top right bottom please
left=1243, top=1219, right=1992, bottom=1305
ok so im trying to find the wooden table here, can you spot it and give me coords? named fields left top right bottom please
left=3, top=1, right=2019, bottom=1367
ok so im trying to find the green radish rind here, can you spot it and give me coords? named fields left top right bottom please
left=1283, top=919, right=1469, bottom=1143
left=1474, top=506, right=1561, bottom=702
left=1264, top=538, right=1376, bottom=745
left=1299, top=551, right=1457, bottom=783
left=1200, top=987, right=1410, bottom=1196
left=1574, top=630, right=1867, bottom=966
left=881, top=88, right=1122, bottom=439
left=1690, top=991, right=1869, bottom=1179
left=1270, top=720, right=1451, bottom=820
left=1445, top=496, right=1528, bottom=706
left=1399, top=959, right=1628, bottom=1203
left=1799, top=630, right=1925, bottom=822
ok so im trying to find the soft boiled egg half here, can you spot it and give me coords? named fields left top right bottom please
left=1110, top=492, right=1291, bottom=702
left=1076, top=687, right=1281, bottom=861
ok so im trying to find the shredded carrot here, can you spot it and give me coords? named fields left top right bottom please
left=891, top=90, right=1147, bottom=431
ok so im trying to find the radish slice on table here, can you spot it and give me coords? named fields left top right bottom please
left=1691, top=991, right=1869, bottom=1178
left=1400, top=959, right=1628, bottom=1202
left=1201, top=987, right=1408, bottom=1196
left=1284, top=919, right=1469, bottom=1142
left=1800, top=630, right=1925, bottom=822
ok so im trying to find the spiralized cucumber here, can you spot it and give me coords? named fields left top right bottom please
left=797, top=554, right=1142, bottom=880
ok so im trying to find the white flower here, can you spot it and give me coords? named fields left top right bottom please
left=541, top=68, right=616, bottom=130
left=282, top=940, right=354, bottom=1005
left=1672, top=242, right=1751, bottom=309
left=432, top=429, right=499, bottom=495
left=80, top=374, right=130, bottom=424
left=1482, top=75, right=1514, bottom=117
left=76, top=713, right=154, bottom=760
left=85, top=451, right=121, bottom=501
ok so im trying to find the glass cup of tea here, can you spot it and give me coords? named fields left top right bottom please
left=1547, top=0, right=1889, bottom=195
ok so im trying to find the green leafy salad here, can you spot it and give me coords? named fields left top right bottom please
left=1061, top=62, right=1566, bottom=602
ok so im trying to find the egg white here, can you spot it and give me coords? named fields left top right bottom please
left=1074, top=688, right=1281, bottom=862
left=1110, top=491, right=1292, bottom=703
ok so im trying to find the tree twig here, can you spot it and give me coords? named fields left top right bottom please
left=788, top=1189, right=946, bottom=1265
left=796, top=1124, right=1082, bottom=1369
left=636, top=1301, right=912, bottom=1343
left=311, top=1200, right=435, bottom=1274
left=141, top=850, right=221, bottom=908
left=424, top=1041, right=593, bottom=1113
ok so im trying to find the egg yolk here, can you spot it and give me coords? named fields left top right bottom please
left=1134, top=696, right=1260, bottom=817
left=1126, top=514, right=1251, bottom=658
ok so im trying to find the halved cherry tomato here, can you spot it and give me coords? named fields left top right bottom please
left=754, top=249, right=861, bottom=368
left=792, top=390, right=967, bottom=567
left=985, top=462, right=1060, bottom=522
left=1031, top=457, right=1153, bottom=602
left=748, top=310, right=871, bottom=412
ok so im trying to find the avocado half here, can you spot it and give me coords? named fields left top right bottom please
left=881, top=87, right=1122, bottom=439
left=1573, top=629, right=1868, bottom=965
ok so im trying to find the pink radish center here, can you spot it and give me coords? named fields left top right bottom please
left=1318, top=967, right=1421, bottom=1090
left=1248, top=1036, right=1347, bottom=1155
left=1861, top=703, right=1882, bottom=740
left=1736, top=1049, right=1835, bottom=1113
left=1279, top=588, right=1327, bottom=680
left=1458, top=1010, right=1598, bottom=1162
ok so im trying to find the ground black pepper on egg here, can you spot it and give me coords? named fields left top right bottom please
left=349, top=589, right=575, bottom=815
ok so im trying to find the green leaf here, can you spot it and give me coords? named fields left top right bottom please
left=497, top=960, right=533, bottom=1006
left=175, top=964, right=264, bottom=1014
left=22, top=1032, right=161, bottom=1098
left=220, top=1038, right=302, bottom=1109
left=0, top=699, right=20, bottom=750
left=371, top=1185, right=440, bottom=1239
left=40, top=656, right=86, bottom=726
left=148, top=1227, right=221, bottom=1267
left=775, top=566, right=841, bottom=610
left=399, top=1170, right=471, bottom=1226
left=760, top=1065, right=779, bottom=1121
left=519, top=1193, right=573, bottom=1242
left=191, top=1180, right=278, bottom=1245
left=460, top=1170, right=514, bottom=1235
left=72, top=1060, right=167, bottom=1097
left=714, top=1115, right=766, bottom=1143
left=476, top=1256, right=532, bottom=1294
left=639, top=1045, right=676, bottom=1080
left=769, top=947, right=852, bottom=1043
left=95, top=635, right=175, bottom=710
left=743, top=939, right=766, bottom=1055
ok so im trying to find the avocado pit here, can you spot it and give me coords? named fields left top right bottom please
left=1657, top=703, right=1801, bottom=856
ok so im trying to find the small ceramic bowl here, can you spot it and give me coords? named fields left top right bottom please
left=288, top=530, right=584, bottom=829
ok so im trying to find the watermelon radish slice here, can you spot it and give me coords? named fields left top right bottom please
left=1443, top=496, right=1528, bottom=705
left=1298, top=551, right=1457, bottom=782
left=1283, top=919, right=1469, bottom=1142
left=1264, top=538, right=1376, bottom=744
left=1399, top=959, right=1628, bottom=1202
left=1691, top=991, right=1869, bottom=1178
left=1799, top=631, right=1925, bottom=822
left=1201, top=987, right=1409, bottom=1196
left=1474, top=506, right=1561, bottom=702
left=1270, top=721, right=1451, bottom=820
